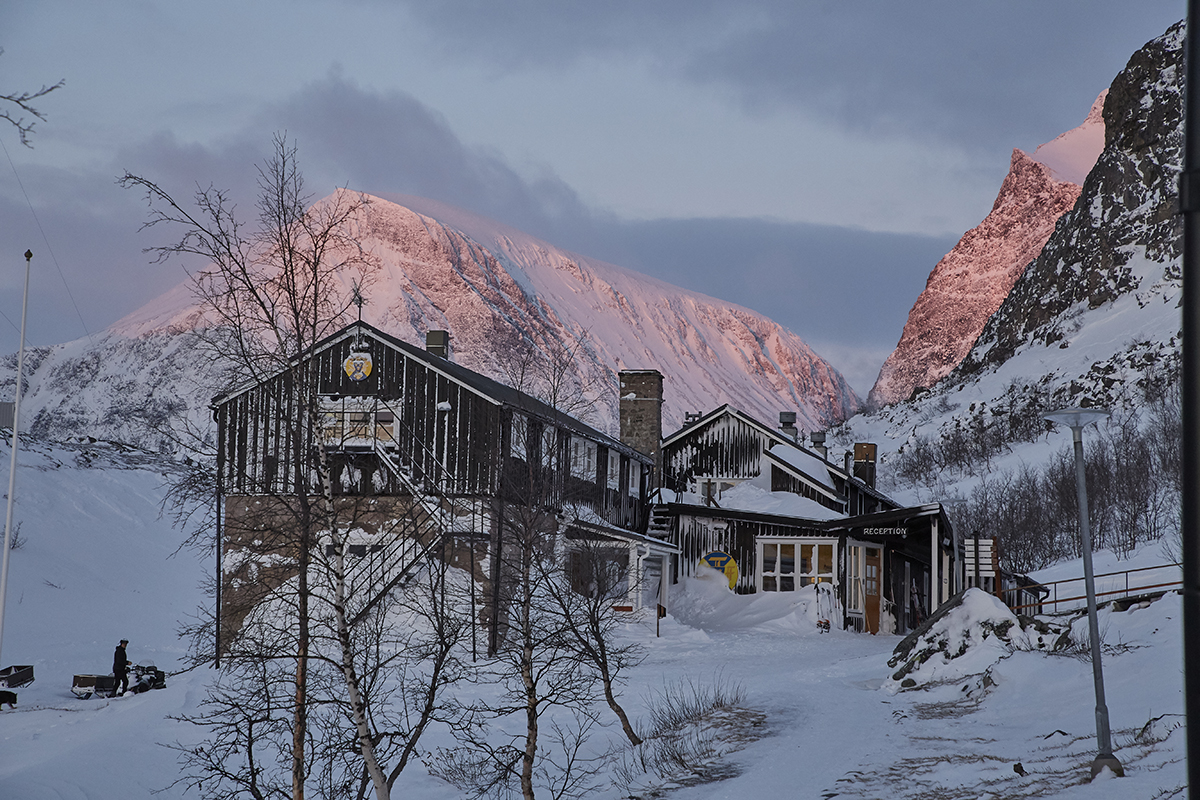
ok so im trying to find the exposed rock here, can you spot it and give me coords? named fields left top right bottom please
left=956, top=20, right=1183, bottom=378
left=1, top=194, right=860, bottom=447
left=884, top=588, right=1069, bottom=694
left=868, top=148, right=1083, bottom=409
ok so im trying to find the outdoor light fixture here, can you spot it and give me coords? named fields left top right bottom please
left=1043, top=406, right=1123, bottom=779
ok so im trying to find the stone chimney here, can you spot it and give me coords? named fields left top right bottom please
left=425, top=330, right=451, bottom=359
left=618, top=370, right=663, bottom=486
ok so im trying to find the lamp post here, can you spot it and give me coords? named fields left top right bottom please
left=1043, top=406, right=1123, bottom=779
left=0, top=250, right=32, bottom=667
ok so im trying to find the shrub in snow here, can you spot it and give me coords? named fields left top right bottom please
left=884, top=588, right=1068, bottom=694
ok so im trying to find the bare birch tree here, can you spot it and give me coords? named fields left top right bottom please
left=121, top=135, right=403, bottom=799
left=429, top=337, right=648, bottom=799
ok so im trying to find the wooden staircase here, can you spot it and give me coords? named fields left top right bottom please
left=647, top=504, right=673, bottom=541
left=333, top=400, right=482, bottom=627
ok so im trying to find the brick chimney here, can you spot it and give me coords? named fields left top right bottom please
left=853, top=442, right=878, bottom=488
left=618, top=370, right=663, bottom=486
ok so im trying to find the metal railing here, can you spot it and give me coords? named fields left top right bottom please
left=1008, top=562, right=1182, bottom=613
left=322, top=399, right=485, bottom=626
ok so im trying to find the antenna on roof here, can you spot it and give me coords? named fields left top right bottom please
left=351, top=281, right=366, bottom=321
left=350, top=281, right=367, bottom=349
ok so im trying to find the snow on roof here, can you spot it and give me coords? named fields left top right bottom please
left=715, top=481, right=845, bottom=522
left=765, top=440, right=838, bottom=492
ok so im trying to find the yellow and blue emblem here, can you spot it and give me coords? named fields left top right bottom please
left=343, top=351, right=373, bottom=381
left=700, top=551, right=738, bottom=590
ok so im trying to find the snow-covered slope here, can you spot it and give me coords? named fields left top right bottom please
left=847, top=20, right=1182, bottom=476
left=1, top=194, right=858, bottom=448
left=0, top=438, right=1185, bottom=798
left=866, top=111, right=1097, bottom=409
left=1030, top=90, right=1109, bottom=185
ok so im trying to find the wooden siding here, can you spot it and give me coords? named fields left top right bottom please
left=215, top=324, right=648, bottom=533
left=770, top=465, right=846, bottom=513
left=673, top=511, right=826, bottom=594
left=663, top=413, right=768, bottom=491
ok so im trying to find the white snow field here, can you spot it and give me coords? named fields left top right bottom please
left=0, top=437, right=1186, bottom=799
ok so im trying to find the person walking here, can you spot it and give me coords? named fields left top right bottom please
left=113, top=639, right=130, bottom=696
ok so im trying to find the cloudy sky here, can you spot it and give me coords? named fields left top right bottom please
left=0, top=1, right=1184, bottom=395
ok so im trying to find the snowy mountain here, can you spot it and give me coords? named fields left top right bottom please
left=1, top=194, right=860, bottom=449
left=850, top=20, right=1182, bottom=462
left=866, top=94, right=1105, bottom=410
left=1030, top=90, right=1109, bottom=185
left=957, top=23, right=1182, bottom=385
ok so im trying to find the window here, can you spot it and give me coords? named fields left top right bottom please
left=607, top=449, right=620, bottom=489
left=510, top=414, right=527, bottom=459
left=847, top=545, right=864, bottom=612
left=760, top=539, right=837, bottom=592
left=761, top=542, right=795, bottom=592
left=567, top=547, right=628, bottom=599
left=570, top=437, right=597, bottom=479
left=542, top=425, right=557, bottom=470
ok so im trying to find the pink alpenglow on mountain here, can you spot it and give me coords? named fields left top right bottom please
left=87, top=192, right=858, bottom=444
left=1029, top=91, right=1108, bottom=184
left=865, top=99, right=1105, bottom=409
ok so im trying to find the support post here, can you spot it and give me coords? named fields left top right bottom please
left=0, top=250, right=32, bottom=667
left=1045, top=408, right=1122, bottom=779
left=1179, top=2, right=1200, bottom=793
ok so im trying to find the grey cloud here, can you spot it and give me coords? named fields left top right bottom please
left=571, top=217, right=955, bottom=357
left=393, top=0, right=1183, bottom=153
left=0, top=170, right=174, bottom=351
left=266, top=76, right=952, bottom=373
left=269, top=75, right=592, bottom=241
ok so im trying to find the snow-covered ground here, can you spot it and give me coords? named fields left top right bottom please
left=0, top=439, right=1186, bottom=798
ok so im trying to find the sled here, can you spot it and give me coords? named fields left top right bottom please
left=71, top=674, right=117, bottom=699
left=0, top=664, right=33, bottom=689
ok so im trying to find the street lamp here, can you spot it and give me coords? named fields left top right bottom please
left=1043, top=406, right=1123, bottom=779
left=0, top=250, right=33, bottom=667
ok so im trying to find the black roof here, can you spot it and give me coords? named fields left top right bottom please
left=213, top=320, right=649, bottom=462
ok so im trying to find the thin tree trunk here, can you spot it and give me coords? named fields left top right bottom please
left=521, top=555, right=538, bottom=800
left=590, top=615, right=641, bottom=745
left=317, top=441, right=390, bottom=799
left=292, top=383, right=312, bottom=800
left=294, top=501, right=310, bottom=800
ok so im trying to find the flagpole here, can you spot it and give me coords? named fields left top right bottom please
left=0, top=250, right=32, bottom=667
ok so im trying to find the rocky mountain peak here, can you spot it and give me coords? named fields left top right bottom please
left=957, top=19, right=1183, bottom=378
left=1, top=193, right=860, bottom=449
left=866, top=143, right=1085, bottom=410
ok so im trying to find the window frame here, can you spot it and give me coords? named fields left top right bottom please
left=758, top=537, right=838, bottom=593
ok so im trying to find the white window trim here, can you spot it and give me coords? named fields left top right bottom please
left=757, top=538, right=839, bottom=593
left=846, top=541, right=866, bottom=614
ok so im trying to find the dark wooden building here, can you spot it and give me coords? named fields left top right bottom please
left=654, top=406, right=961, bottom=635
left=213, top=321, right=675, bottom=648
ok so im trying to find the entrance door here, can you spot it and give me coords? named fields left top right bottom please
left=864, top=547, right=881, bottom=634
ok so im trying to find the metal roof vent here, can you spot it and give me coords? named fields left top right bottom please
left=779, top=411, right=798, bottom=441
left=425, top=330, right=451, bottom=359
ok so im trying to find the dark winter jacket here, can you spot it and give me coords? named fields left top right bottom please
left=113, top=645, right=129, bottom=674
